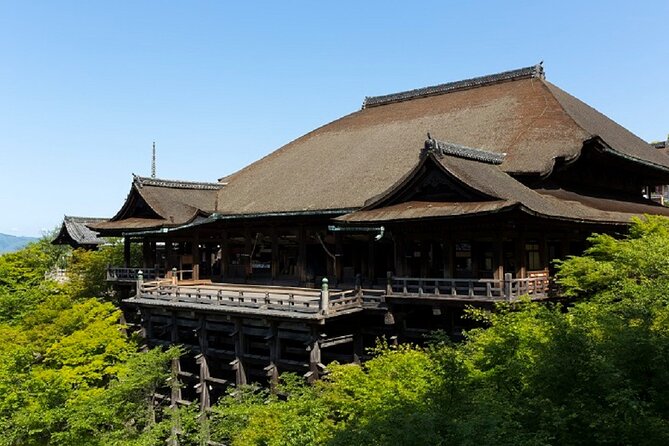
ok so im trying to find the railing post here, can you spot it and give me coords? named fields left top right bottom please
left=504, top=273, right=513, bottom=301
left=171, top=267, right=177, bottom=285
left=137, top=270, right=143, bottom=296
left=320, top=277, right=329, bottom=315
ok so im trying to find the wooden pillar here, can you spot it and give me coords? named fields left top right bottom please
left=393, top=233, right=404, bottom=276
left=493, top=237, right=504, bottom=281
left=266, top=323, right=279, bottom=392
left=445, top=239, right=454, bottom=278
left=540, top=235, right=549, bottom=273
left=306, top=328, right=322, bottom=384
left=142, top=240, right=151, bottom=268
left=231, top=319, right=246, bottom=386
left=244, top=229, right=253, bottom=281
left=192, top=236, right=200, bottom=280
left=517, top=232, right=527, bottom=278
left=124, top=237, right=131, bottom=268
left=170, top=311, right=182, bottom=405
left=221, top=230, right=229, bottom=278
left=334, top=233, right=343, bottom=284
left=271, top=229, right=279, bottom=281
left=368, top=236, right=376, bottom=284
left=297, top=227, right=307, bottom=283
left=420, top=240, right=429, bottom=278
left=196, top=315, right=210, bottom=411
left=353, top=332, right=364, bottom=364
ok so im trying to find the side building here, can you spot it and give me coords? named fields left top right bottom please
left=87, top=64, right=669, bottom=408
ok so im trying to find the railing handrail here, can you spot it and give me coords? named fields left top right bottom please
left=390, top=275, right=551, bottom=301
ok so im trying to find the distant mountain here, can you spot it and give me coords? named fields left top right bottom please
left=0, top=233, right=38, bottom=254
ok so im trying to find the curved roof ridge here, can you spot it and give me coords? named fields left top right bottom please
left=424, top=137, right=506, bottom=164
left=363, top=63, right=544, bottom=109
left=134, top=175, right=224, bottom=190
left=64, top=215, right=108, bottom=223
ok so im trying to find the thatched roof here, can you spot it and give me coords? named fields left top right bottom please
left=335, top=145, right=669, bottom=225
left=52, top=216, right=107, bottom=247
left=97, top=65, right=669, bottom=231
left=91, top=175, right=223, bottom=234
left=214, top=64, right=669, bottom=216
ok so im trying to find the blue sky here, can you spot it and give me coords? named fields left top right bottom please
left=1, top=0, right=667, bottom=236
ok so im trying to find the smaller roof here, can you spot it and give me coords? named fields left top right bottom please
left=91, top=175, right=223, bottom=235
left=336, top=137, right=669, bottom=225
left=52, top=216, right=107, bottom=247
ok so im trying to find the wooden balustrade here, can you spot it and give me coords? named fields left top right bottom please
left=389, top=274, right=550, bottom=301
left=107, top=267, right=165, bottom=282
left=130, top=272, right=551, bottom=319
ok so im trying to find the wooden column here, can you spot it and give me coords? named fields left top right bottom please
left=266, top=323, right=279, bottom=392
left=192, top=236, right=200, bottom=280
left=231, top=319, right=247, bottom=386
left=517, top=232, right=527, bottom=278
left=334, top=233, right=343, bottom=284
left=353, top=333, right=364, bottom=364
left=393, top=233, right=405, bottom=276
left=306, top=328, right=322, bottom=384
left=196, top=315, right=210, bottom=411
left=123, top=237, right=131, bottom=268
left=297, top=227, right=307, bottom=283
left=368, top=236, right=376, bottom=284
left=271, top=229, right=279, bottom=281
left=142, top=241, right=154, bottom=268
left=445, top=240, right=455, bottom=278
left=493, top=237, right=504, bottom=281
left=244, top=229, right=253, bottom=281
left=221, top=230, right=229, bottom=278
left=170, top=312, right=182, bottom=406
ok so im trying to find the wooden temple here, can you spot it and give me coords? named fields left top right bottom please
left=52, top=215, right=107, bottom=250
left=86, top=64, right=669, bottom=407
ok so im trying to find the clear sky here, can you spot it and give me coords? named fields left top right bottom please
left=1, top=0, right=667, bottom=237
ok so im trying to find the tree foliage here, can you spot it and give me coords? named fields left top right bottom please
left=0, top=237, right=179, bottom=445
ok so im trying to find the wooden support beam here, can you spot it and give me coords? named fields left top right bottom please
left=305, top=328, right=324, bottom=384
left=231, top=319, right=247, bottom=386
left=192, top=236, right=200, bottom=281
left=297, top=227, right=307, bottom=284
left=123, top=237, right=131, bottom=268
left=320, top=334, right=355, bottom=349
left=244, top=229, right=253, bottom=281
left=494, top=237, right=504, bottom=281
left=266, top=322, right=279, bottom=392
left=354, top=333, right=364, bottom=364
left=271, top=228, right=279, bottom=281
left=368, top=235, right=376, bottom=284
left=195, top=353, right=211, bottom=412
left=334, top=232, right=343, bottom=284
left=221, top=230, right=230, bottom=278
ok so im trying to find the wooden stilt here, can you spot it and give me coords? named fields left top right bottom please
left=231, top=319, right=247, bottom=386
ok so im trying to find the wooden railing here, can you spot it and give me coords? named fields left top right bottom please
left=107, top=267, right=165, bottom=282
left=45, top=268, right=68, bottom=283
left=388, top=272, right=550, bottom=301
left=134, top=278, right=364, bottom=318
left=129, top=272, right=550, bottom=318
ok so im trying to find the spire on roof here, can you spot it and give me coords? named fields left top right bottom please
left=151, top=141, right=156, bottom=178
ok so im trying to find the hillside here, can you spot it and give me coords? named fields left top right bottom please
left=0, top=233, right=38, bottom=253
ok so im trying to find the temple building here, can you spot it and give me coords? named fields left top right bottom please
left=85, top=64, right=669, bottom=407
left=52, top=215, right=107, bottom=249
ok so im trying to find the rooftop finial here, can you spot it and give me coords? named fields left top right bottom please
left=151, top=141, right=156, bottom=178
